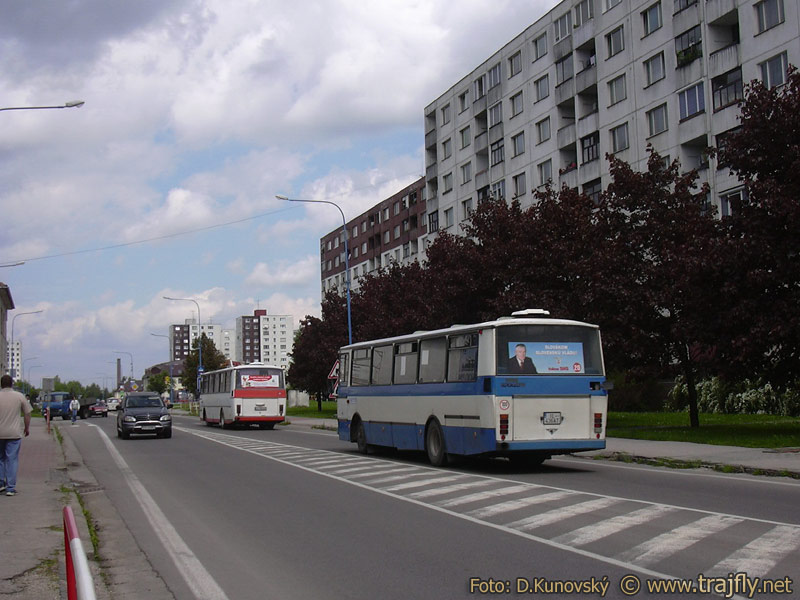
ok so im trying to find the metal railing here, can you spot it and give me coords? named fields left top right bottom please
left=63, top=506, right=97, bottom=600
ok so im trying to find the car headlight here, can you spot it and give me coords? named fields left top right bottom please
left=123, top=416, right=136, bottom=423
left=160, top=414, right=171, bottom=422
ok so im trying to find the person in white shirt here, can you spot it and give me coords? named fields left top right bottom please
left=0, top=375, right=32, bottom=496
left=69, top=398, right=80, bottom=424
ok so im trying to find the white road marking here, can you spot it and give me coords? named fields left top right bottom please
left=466, top=490, right=574, bottom=519
left=436, top=484, right=533, bottom=507
left=616, top=515, right=743, bottom=567
left=707, top=524, right=800, bottom=577
left=506, top=497, right=620, bottom=531
left=382, top=475, right=464, bottom=492
left=407, top=480, right=494, bottom=499
left=552, top=504, right=677, bottom=547
left=90, top=425, right=230, bottom=600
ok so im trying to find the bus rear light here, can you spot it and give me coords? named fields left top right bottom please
left=499, top=414, right=509, bottom=437
left=593, top=412, right=602, bottom=432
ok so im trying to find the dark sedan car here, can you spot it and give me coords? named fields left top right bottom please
left=116, top=392, right=172, bottom=439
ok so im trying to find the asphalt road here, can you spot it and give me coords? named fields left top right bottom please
left=67, top=414, right=800, bottom=599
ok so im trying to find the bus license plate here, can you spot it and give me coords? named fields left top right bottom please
left=254, top=406, right=267, bottom=411
left=542, top=412, right=562, bottom=425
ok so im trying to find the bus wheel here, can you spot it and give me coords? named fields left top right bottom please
left=510, top=452, right=547, bottom=468
left=355, top=421, right=369, bottom=454
left=259, top=422, right=276, bottom=430
left=425, top=420, right=448, bottom=467
left=219, top=410, right=226, bottom=429
left=203, top=410, right=213, bottom=427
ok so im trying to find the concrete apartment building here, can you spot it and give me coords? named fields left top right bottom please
left=423, top=0, right=798, bottom=232
left=320, top=177, right=427, bottom=295
left=0, top=283, right=14, bottom=377
left=168, top=319, right=232, bottom=362
left=235, top=309, right=295, bottom=369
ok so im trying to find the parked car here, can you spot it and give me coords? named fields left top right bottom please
left=106, top=398, right=120, bottom=411
left=88, top=401, right=109, bottom=418
left=116, top=392, right=172, bottom=439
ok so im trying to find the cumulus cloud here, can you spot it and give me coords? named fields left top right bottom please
left=245, top=255, right=320, bottom=288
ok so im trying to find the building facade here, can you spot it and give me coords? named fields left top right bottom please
left=320, top=177, right=427, bottom=295
left=235, top=309, right=295, bottom=369
left=1, top=284, right=15, bottom=378
left=168, top=319, right=228, bottom=362
left=6, top=340, right=21, bottom=381
left=423, top=0, right=798, bottom=232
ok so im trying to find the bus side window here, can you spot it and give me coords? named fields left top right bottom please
left=393, top=342, right=418, bottom=385
left=339, top=353, right=349, bottom=387
left=371, top=345, right=393, bottom=385
left=419, top=338, right=446, bottom=383
left=447, top=334, right=478, bottom=382
left=351, top=349, right=371, bottom=386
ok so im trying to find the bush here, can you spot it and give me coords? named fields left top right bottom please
left=667, top=377, right=800, bottom=416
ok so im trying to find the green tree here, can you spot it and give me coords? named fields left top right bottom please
left=147, top=371, right=168, bottom=395
left=182, top=334, right=227, bottom=397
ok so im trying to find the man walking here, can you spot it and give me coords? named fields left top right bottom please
left=69, top=397, right=80, bottom=424
left=0, top=374, right=32, bottom=497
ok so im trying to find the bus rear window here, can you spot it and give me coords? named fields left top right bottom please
left=496, top=325, right=604, bottom=376
left=236, top=368, right=283, bottom=389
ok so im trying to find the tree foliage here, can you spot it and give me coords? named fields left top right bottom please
left=182, top=334, right=228, bottom=397
left=147, top=371, right=169, bottom=395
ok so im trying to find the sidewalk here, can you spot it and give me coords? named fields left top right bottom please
left=285, top=415, right=800, bottom=477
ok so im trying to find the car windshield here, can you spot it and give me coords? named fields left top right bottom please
left=126, top=396, right=162, bottom=408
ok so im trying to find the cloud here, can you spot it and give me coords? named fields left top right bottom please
left=245, top=255, right=320, bottom=288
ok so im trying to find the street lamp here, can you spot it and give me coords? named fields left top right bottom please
left=0, top=100, right=85, bottom=112
left=25, top=365, right=42, bottom=399
left=151, top=333, right=175, bottom=406
left=10, top=310, right=44, bottom=378
left=163, top=296, right=203, bottom=390
left=276, top=194, right=353, bottom=345
left=113, top=351, right=134, bottom=383
left=22, top=357, right=39, bottom=397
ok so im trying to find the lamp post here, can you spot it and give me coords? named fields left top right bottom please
left=151, top=333, right=174, bottom=406
left=25, top=365, right=42, bottom=399
left=113, top=351, right=134, bottom=385
left=163, top=297, right=202, bottom=392
left=276, top=194, right=353, bottom=345
left=21, top=357, right=38, bottom=390
left=0, top=101, right=85, bottom=112
left=10, top=310, right=44, bottom=378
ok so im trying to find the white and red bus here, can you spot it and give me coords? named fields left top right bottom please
left=199, top=363, right=286, bottom=429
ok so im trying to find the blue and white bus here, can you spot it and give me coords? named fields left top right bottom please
left=337, top=310, right=610, bottom=466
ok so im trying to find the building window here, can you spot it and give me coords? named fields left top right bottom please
left=712, top=68, right=743, bottom=111
left=581, top=132, right=600, bottom=163
left=489, top=102, right=503, bottom=127
left=574, top=0, right=593, bottom=26
left=508, top=51, right=522, bottom=78
left=675, top=25, right=702, bottom=67
left=458, top=90, right=469, bottom=112
left=488, top=63, right=502, bottom=89
left=608, top=74, right=626, bottom=105
left=512, top=172, right=527, bottom=198
left=533, top=32, right=548, bottom=61
left=606, top=26, right=624, bottom=58
left=442, top=172, right=453, bottom=193
left=474, top=75, right=486, bottom=100
left=610, top=123, right=629, bottom=153
left=583, top=179, right=602, bottom=205
left=460, top=126, right=471, bottom=148
left=491, top=180, right=506, bottom=200
left=510, top=91, right=523, bottom=117
left=383, top=230, right=390, bottom=244
left=756, top=0, right=784, bottom=33
left=535, top=74, right=550, bottom=102
left=538, top=159, right=552, bottom=185
left=554, top=11, right=572, bottom=42
left=674, top=0, right=698, bottom=13
left=719, top=188, right=744, bottom=217
left=644, top=52, right=666, bottom=86
left=760, top=52, right=788, bottom=89
left=536, top=117, right=551, bottom=143
left=444, top=207, right=454, bottom=229
left=512, top=131, right=525, bottom=157
left=556, top=55, right=574, bottom=85
left=679, top=82, right=705, bottom=120
left=441, top=103, right=451, bottom=125
left=428, top=211, right=439, bottom=233
left=642, top=2, right=662, bottom=36
left=442, top=138, right=452, bottom=160
left=461, top=162, right=472, bottom=184
left=647, top=103, right=668, bottom=136
left=462, top=198, right=473, bottom=218
left=606, top=0, right=622, bottom=9
left=490, top=140, right=505, bottom=166
left=392, top=224, right=400, bottom=239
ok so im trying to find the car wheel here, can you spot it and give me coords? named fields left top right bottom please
left=163, top=429, right=172, bottom=439
left=425, top=419, right=448, bottom=467
left=121, top=430, right=130, bottom=440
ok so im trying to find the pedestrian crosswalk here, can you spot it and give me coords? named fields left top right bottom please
left=179, top=427, right=800, bottom=582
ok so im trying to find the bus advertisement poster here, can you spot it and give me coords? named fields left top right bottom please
left=510, top=342, right=585, bottom=374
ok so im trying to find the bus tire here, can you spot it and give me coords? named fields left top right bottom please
left=219, top=410, right=226, bottom=429
left=510, top=452, right=547, bottom=468
left=355, top=420, right=369, bottom=454
left=259, top=422, right=276, bottom=430
left=425, top=420, right=448, bottom=467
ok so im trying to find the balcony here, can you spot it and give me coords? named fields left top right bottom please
left=559, top=165, right=578, bottom=189
left=557, top=122, right=576, bottom=150
left=475, top=169, right=489, bottom=190
left=553, top=35, right=573, bottom=62
left=487, top=85, right=502, bottom=106
left=706, top=0, right=737, bottom=24
left=473, top=95, right=487, bottom=116
left=488, top=122, right=504, bottom=144
left=425, top=128, right=437, bottom=149
left=576, top=111, right=598, bottom=139
left=573, top=20, right=596, bottom=50
left=575, top=65, right=597, bottom=94
left=426, top=162, right=438, bottom=183
left=555, top=78, right=576, bottom=105
left=709, top=43, right=740, bottom=79
left=474, top=130, right=488, bottom=154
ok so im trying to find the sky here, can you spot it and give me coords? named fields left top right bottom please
left=1, top=0, right=559, bottom=388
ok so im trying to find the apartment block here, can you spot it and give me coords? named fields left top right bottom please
left=235, top=309, right=295, bottom=369
left=320, top=177, right=427, bottom=295
left=423, top=0, right=799, bottom=230
left=168, top=319, right=227, bottom=362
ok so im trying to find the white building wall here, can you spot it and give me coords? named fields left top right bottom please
left=258, top=314, right=295, bottom=370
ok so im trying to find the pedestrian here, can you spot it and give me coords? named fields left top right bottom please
left=69, top=397, right=80, bottom=424
left=0, top=374, right=32, bottom=497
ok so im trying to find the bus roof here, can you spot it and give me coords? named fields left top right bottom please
left=341, top=312, right=599, bottom=351
left=200, top=361, right=283, bottom=376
